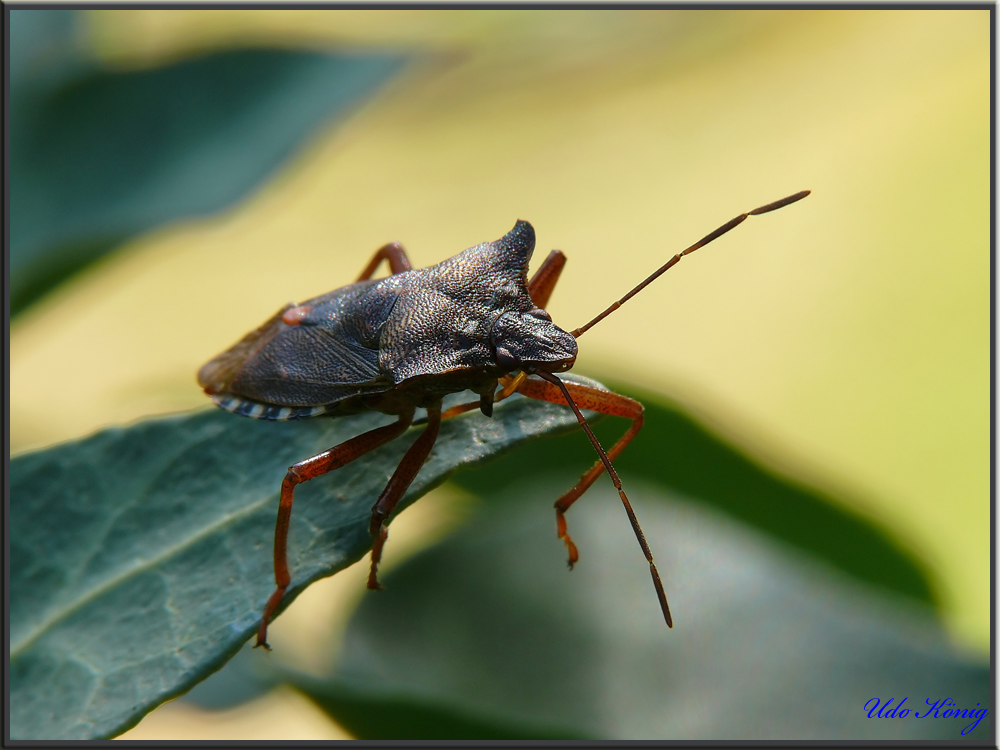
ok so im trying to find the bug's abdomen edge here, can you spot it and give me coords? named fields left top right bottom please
left=212, top=394, right=334, bottom=421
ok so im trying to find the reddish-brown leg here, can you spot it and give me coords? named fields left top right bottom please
left=528, top=249, right=567, bottom=310
left=515, top=377, right=643, bottom=567
left=256, top=410, right=414, bottom=649
left=519, top=373, right=670, bottom=627
left=438, top=400, right=482, bottom=420
left=282, top=243, right=412, bottom=326
left=367, top=402, right=443, bottom=589
left=439, top=374, right=522, bottom=420
left=356, top=242, right=412, bottom=281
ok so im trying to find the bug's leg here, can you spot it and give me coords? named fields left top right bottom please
left=438, top=399, right=481, bottom=420
left=356, top=241, right=413, bottom=281
left=518, top=374, right=670, bottom=627
left=495, top=372, right=528, bottom=401
left=283, top=243, right=411, bottom=325
left=528, top=249, right=567, bottom=309
left=437, top=372, right=528, bottom=421
left=368, top=402, right=443, bottom=589
left=515, top=377, right=644, bottom=568
left=256, top=409, right=415, bottom=650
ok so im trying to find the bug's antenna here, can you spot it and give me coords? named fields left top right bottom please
left=572, top=190, right=811, bottom=338
left=535, top=370, right=672, bottom=627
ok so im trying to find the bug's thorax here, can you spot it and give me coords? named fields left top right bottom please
left=376, top=220, right=577, bottom=384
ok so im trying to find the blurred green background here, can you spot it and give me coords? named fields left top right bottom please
left=8, top=8, right=989, bottom=740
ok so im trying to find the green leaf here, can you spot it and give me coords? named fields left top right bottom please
left=453, top=384, right=936, bottom=606
left=8, top=380, right=597, bottom=740
left=9, top=10, right=94, bottom=96
left=293, top=476, right=988, bottom=740
left=291, top=679, right=590, bottom=740
left=10, top=8, right=406, bottom=315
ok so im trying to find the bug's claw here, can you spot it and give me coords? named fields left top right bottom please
left=564, top=537, right=579, bottom=570
left=254, top=636, right=272, bottom=651
left=256, top=585, right=286, bottom=652
left=255, top=618, right=273, bottom=650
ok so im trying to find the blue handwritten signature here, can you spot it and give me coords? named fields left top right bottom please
left=865, top=698, right=987, bottom=736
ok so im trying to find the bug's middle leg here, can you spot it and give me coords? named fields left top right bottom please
left=528, top=249, right=567, bottom=309
left=515, top=377, right=644, bottom=567
left=356, top=241, right=412, bottom=281
left=256, top=409, right=414, bottom=649
left=367, top=401, right=443, bottom=590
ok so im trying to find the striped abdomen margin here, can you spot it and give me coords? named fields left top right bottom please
left=212, top=395, right=334, bottom=421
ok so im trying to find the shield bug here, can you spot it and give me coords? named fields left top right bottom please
left=199, top=190, right=810, bottom=649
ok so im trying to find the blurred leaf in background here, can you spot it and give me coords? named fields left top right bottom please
left=293, top=480, right=988, bottom=741
left=454, top=385, right=936, bottom=607
left=281, top=396, right=988, bottom=740
left=9, top=8, right=405, bottom=316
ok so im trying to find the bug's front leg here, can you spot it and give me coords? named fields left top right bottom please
left=367, top=402, right=443, bottom=589
left=256, top=409, right=414, bottom=650
left=514, top=377, right=644, bottom=568
left=356, top=241, right=412, bottom=281
left=517, top=375, right=670, bottom=627
left=437, top=379, right=506, bottom=421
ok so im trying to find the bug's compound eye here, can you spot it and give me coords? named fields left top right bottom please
left=494, top=345, right=520, bottom=370
left=490, top=318, right=520, bottom=369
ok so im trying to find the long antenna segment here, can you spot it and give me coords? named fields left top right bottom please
left=571, top=190, right=810, bottom=338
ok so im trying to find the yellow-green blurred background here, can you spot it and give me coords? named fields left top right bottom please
left=8, top=9, right=989, bottom=740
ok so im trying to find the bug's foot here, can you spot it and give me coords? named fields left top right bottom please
left=255, top=619, right=273, bottom=650
left=368, top=524, right=388, bottom=590
left=256, top=585, right=285, bottom=651
left=367, top=555, right=383, bottom=590
left=555, top=509, right=579, bottom=570
left=564, top=537, right=579, bottom=570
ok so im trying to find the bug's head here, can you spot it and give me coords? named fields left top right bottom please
left=490, top=307, right=578, bottom=374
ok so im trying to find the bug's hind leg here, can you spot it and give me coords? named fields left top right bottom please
left=256, top=409, right=414, bottom=650
left=357, top=241, right=412, bottom=281
left=367, top=402, right=443, bottom=590
left=528, top=249, right=567, bottom=309
left=514, top=377, right=644, bottom=568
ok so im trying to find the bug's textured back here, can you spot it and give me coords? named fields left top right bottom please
left=199, top=282, right=395, bottom=408
left=199, top=221, right=542, bottom=412
left=378, top=220, right=539, bottom=382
